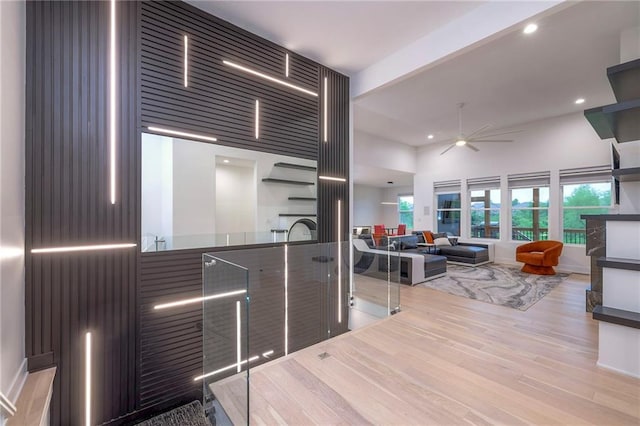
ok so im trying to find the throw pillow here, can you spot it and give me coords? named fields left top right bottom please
left=401, top=238, right=418, bottom=250
left=423, top=231, right=434, bottom=244
left=434, top=237, right=451, bottom=247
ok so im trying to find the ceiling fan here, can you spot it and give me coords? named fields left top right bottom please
left=438, top=103, right=520, bottom=155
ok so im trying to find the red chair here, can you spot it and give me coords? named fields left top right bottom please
left=374, top=224, right=386, bottom=235
left=396, top=224, right=406, bottom=235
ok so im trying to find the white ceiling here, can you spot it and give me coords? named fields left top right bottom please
left=187, top=1, right=640, bottom=187
left=186, top=1, right=484, bottom=75
left=355, top=1, right=640, bottom=148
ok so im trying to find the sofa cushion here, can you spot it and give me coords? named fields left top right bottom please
left=438, top=245, right=487, bottom=259
left=399, top=236, right=419, bottom=250
left=434, top=237, right=451, bottom=247
left=423, top=231, right=434, bottom=244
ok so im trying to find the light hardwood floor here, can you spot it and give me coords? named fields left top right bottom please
left=211, top=273, right=640, bottom=425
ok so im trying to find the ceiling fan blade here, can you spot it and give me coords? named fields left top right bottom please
left=465, top=143, right=480, bottom=152
left=473, top=129, right=523, bottom=138
left=465, top=124, right=492, bottom=139
left=470, top=139, right=513, bottom=143
left=440, top=144, right=456, bottom=155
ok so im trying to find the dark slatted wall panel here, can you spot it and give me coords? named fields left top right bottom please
left=139, top=250, right=204, bottom=408
left=317, top=69, right=350, bottom=334
left=318, top=69, right=350, bottom=244
left=140, top=1, right=319, bottom=160
left=26, top=0, right=350, bottom=423
left=25, top=1, right=139, bottom=425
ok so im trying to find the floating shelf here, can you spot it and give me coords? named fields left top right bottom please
left=593, top=305, right=640, bottom=330
left=607, top=58, right=640, bottom=102
left=288, top=197, right=317, bottom=201
left=585, top=58, right=640, bottom=143
left=597, top=257, right=640, bottom=272
left=273, top=162, right=317, bottom=171
left=584, top=99, right=640, bottom=143
left=262, top=178, right=314, bottom=186
left=612, top=167, right=640, bottom=182
left=278, top=213, right=317, bottom=217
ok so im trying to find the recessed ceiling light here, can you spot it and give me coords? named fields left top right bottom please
left=523, top=23, right=538, bottom=34
left=223, top=159, right=230, bottom=163
left=575, top=98, right=585, bottom=104
left=427, top=134, right=434, bottom=139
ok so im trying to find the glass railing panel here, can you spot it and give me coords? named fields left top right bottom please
left=350, top=235, right=401, bottom=323
left=202, top=253, right=249, bottom=426
left=142, top=231, right=308, bottom=252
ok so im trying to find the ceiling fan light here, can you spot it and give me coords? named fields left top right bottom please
left=455, top=140, right=467, bottom=146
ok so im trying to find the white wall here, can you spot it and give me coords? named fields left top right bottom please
left=0, top=0, right=27, bottom=418
left=354, top=131, right=417, bottom=174
left=216, top=164, right=256, bottom=234
left=414, top=111, right=611, bottom=273
left=353, top=185, right=383, bottom=226
left=172, top=140, right=217, bottom=237
left=141, top=134, right=173, bottom=246
left=353, top=184, right=413, bottom=229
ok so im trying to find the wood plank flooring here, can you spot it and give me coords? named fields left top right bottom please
left=211, top=273, right=640, bottom=425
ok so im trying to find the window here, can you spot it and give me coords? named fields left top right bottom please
left=509, top=172, right=550, bottom=242
left=469, top=189, right=500, bottom=239
left=468, top=176, right=500, bottom=239
left=434, top=180, right=461, bottom=235
left=511, top=187, right=549, bottom=241
left=435, top=193, right=461, bottom=235
left=562, top=182, right=611, bottom=244
left=560, top=165, right=612, bottom=245
left=398, top=195, right=414, bottom=229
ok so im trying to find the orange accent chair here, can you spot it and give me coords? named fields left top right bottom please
left=396, top=224, right=406, bottom=235
left=516, top=240, right=564, bottom=275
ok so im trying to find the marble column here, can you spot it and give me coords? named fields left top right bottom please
left=585, top=217, right=606, bottom=312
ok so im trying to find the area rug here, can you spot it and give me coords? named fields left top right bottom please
left=135, top=400, right=211, bottom=426
left=419, top=264, right=569, bottom=311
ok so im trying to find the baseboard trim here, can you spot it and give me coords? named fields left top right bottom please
left=596, top=361, right=640, bottom=379
left=27, top=352, right=54, bottom=372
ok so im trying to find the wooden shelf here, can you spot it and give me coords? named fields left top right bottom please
left=597, top=257, right=640, bottom=272
left=278, top=213, right=317, bottom=217
left=593, top=305, right=640, bottom=330
left=288, top=197, right=317, bottom=201
left=612, top=167, right=640, bottom=182
left=262, top=178, right=314, bottom=186
left=273, top=162, right=317, bottom=171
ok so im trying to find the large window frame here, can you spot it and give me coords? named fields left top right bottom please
left=508, top=172, right=551, bottom=242
left=434, top=180, right=461, bottom=236
left=398, top=195, right=414, bottom=230
left=559, top=166, right=612, bottom=245
left=468, top=177, right=500, bottom=240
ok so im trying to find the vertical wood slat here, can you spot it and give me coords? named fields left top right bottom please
left=25, top=1, right=139, bottom=424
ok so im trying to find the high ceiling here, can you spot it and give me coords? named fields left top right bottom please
left=187, top=1, right=485, bottom=75
left=187, top=1, right=640, bottom=187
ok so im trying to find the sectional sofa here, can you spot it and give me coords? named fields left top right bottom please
left=352, top=237, right=447, bottom=285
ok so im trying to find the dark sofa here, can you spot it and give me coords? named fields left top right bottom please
left=408, top=232, right=492, bottom=266
left=353, top=235, right=447, bottom=285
